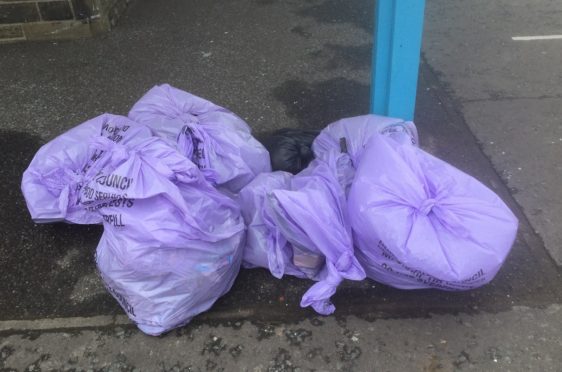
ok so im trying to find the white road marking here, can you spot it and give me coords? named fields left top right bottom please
left=512, top=35, right=562, bottom=41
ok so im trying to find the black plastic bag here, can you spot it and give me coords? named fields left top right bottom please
left=260, top=128, right=319, bottom=174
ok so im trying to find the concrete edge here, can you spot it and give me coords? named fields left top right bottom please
left=0, top=309, right=256, bottom=334
left=0, top=315, right=130, bottom=332
left=3, top=305, right=562, bottom=335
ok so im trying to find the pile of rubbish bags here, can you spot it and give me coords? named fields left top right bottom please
left=21, top=84, right=518, bottom=336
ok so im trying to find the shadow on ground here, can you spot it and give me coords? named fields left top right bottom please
left=272, top=78, right=370, bottom=129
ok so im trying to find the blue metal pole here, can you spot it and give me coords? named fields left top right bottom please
left=370, top=0, right=426, bottom=121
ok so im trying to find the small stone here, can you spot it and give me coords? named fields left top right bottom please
left=454, top=351, right=471, bottom=367
left=285, top=328, right=312, bottom=346
left=229, top=345, right=243, bottom=359
left=488, top=347, right=501, bottom=362
left=309, top=318, right=324, bottom=327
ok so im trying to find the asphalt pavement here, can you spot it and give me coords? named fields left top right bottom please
left=0, top=0, right=561, bottom=370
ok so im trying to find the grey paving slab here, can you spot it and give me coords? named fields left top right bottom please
left=1, top=305, right=561, bottom=371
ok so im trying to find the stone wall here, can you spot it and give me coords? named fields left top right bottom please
left=0, top=0, right=129, bottom=42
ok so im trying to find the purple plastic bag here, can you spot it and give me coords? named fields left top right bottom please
left=21, top=114, right=152, bottom=224
left=312, top=114, right=418, bottom=195
left=313, top=114, right=419, bottom=163
left=80, top=136, right=245, bottom=335
left=348, top=134, right=518, bottom=290
left=239, top=153, right=365, bottom=315
left=129, top=84, right=271, bottom=193
left=238, top=171, right=297, bottom=275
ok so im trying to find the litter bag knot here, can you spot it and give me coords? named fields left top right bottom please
left=90, top=136, right=130, bottom=165
left=335, top=251, right=353, bottom=272
left=418, top=198, right=437, bottom=216
left=178, top=112, right=199, bottom=124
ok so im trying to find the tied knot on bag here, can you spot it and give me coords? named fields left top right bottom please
left=418, top=198, right=438, bottom=216
left=323, top=254, right=353, bottom=289
left=90, top=136, right=130, bottom=167
left=88, top=137, right=182, bottom=186
left=300, top=262, right=344, bottom=315
left=324, top=270, right=344, bottom=287
left=416, top=193, right=472, bottom=239
left=41, top=167, right=83, bottom=192
left=179, top=124, right=220, bottom=184
left=178, top=112, right=199, bottom=124
left=334, top=251, right=353, bottom=273
left=179, top=124, right=206, bottom=161
left=64, top=168, right=84, bottom=184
